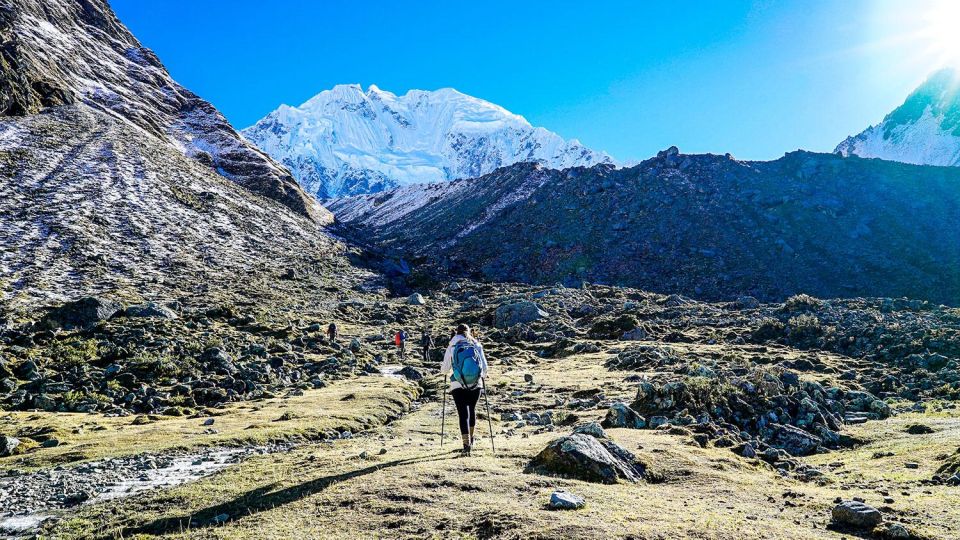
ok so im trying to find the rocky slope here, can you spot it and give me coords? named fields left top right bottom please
left=0, top=0, right=323, bottom=221
left=836, top=68, right=960, bottom=166
left=329, top=148, right=960, bottom=304
left=242, top=84, right=613, bottom=198
left=0, top=0, right=351, bottom=314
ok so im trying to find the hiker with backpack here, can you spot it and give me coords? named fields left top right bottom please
left=441, top=324, right=489, bottom=455
left=327, top=322, right=338, bottom=344
left=420, top=328, right=434, bottom=363
left=395, top=328, right=408, bottom=359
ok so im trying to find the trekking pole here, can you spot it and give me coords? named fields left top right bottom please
left=481, top=377, right=495, bottom=455
left=440, top=378, right=447, bottom=448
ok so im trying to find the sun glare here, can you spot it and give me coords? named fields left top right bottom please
left=920, top=0, right=960, bottom=68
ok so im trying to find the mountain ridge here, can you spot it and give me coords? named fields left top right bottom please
left=330, top=147, right=960, bottom=304
left=835, top=68, right=960, bottom=167
left=242, top=84, right=614, bottom=198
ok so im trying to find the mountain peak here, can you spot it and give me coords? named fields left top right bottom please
left=243, top=85, right=615, bottom=198
left=835, top=68, right=960, bottom=166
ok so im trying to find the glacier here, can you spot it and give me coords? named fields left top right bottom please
left=242, top=84, right=615, bottom=198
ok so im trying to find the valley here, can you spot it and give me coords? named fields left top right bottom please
left=2, top=0, right=960, bottom=539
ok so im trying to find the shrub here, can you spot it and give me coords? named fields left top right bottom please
left=787, top=314, right=823, bottom=344
left=781, top=293, right=823, bottom=312
left=751, top=318, right=785, bottom=341
left=47, top=338, right=100, bottom=368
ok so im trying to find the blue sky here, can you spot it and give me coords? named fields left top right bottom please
left=111, top=0, right=956, bottom=162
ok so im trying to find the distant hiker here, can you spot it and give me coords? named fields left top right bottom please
left=395, top=328, right=408, bottom=359
left=420, top=329, right=435, bottom=363
left=327, top=322, right=338, bottom=344
left=441, top=324, right=489, bottom=455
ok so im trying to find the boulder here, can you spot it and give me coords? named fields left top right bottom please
left=0, top=435, right=20, bottom=457
left=494, top=301, right=548, bottom=328
left=38, top=297, right=121, bottom=331
left=529, top=433, right=644, bottom=484
left=621, top=328, right=648, bottom=341
left=874, top=523, right=911, bottom=540
left=201, top=348, right=236, bottom=375
left=831, top=500, right=883, bottom=529
left=573, top=422, right=607, bottom=439
left=121, top=302, right=178, bottom=319
left=397, top=366, right=424, bottom=381
left=602, top=403, right=646, bottom=429
left=767, top=423, right=821, bottom=456
left=549, top=491, right=585, bottom=510
left=406, top=293, right=427, bottom=306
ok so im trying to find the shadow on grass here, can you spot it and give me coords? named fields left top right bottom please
left=108, top=451, right=454, bottom=538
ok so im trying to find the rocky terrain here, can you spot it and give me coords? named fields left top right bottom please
left=1, top=1, right=959, bottom=539
left=836, top=68, right=960, bottom=167
left=242, top=84, right=613, bottom=198
left=1, top=283, right=958, bottom=539
left=330, top=148, right=960, bottom=304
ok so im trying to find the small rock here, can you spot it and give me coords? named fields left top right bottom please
left=904, top=462, right=919, bottom=469
left=601, top=402, right=646, bottom=429
left=524, top=373, right=534, bottom=384
left=406, top=293, right=427, bottom=305
left=549, top=490, right=585, bottom=510
left=0, top=435, right=20, bottom=457
left=904, top=424, right=935, bottom=435
left=211, top=513, right=229, bottom=524
left=874, top=522, right=910, bottom=539
left=831, top=500, right=883, bottom=529
left=203, top=418, right=215, bottom=426
left=397, top=366, right=424, bottom=381
left=573, top=422, right=607, bottom=439
left=621, top=328, right=647, bottom=341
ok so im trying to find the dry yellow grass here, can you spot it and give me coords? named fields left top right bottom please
left=0, top=376, right=419, bottom=470
left=36, top=349, right=960, bottom=540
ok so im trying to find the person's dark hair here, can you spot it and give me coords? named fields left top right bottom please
left=456, top=323, right=471, bottom=338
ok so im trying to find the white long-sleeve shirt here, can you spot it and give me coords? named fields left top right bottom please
left=440, top=334, right=489, bottom=391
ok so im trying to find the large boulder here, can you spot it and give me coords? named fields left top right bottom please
left=831, top=500, right=883, bottom=529
left=494, top=301, right=548, bottom=328
left=120, top=302, right=178, bottom=319
left=766, top=423, right=821, bottom=456
left=529, top=433, right=645, bottom=484
left=38, top=297, right=122, bottom=331
left=602, top=403, right=646, bottom=429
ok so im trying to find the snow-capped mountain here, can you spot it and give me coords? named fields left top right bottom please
left=242, top=85, right=615, bottom=199
left=836, top=68, right=960, bottom=166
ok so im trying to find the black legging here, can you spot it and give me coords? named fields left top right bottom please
left=451, top=387, right=481, bottom=435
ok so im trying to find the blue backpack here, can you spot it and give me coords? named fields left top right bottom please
left=451, top=341, right=483, bottom=389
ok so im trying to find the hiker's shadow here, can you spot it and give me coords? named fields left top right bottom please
left=112, top=451, right=453, bottom=537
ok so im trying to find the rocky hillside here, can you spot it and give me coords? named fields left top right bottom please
left=836, top=68, right=960, bottom=167
left=242, top=84, right=613, bottom=198
left=0, top=0, right=353, bottom=315
left=0, top=0, right=323, bottom=221
left=330, top=148, right=960, bottom=304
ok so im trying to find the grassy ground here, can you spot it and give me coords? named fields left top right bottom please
left=35, top=348, right=960, bottom=540
left=0, top=377, right=419, bottom=470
